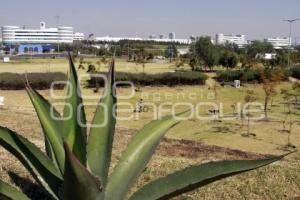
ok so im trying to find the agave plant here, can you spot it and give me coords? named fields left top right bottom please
left=0, top=53, right=290, bottom=200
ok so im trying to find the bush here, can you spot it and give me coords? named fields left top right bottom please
left=0, top=72, right=67, bottom=90
left=87, top=71, right=208, bottom=87
left=216, top=69, right=260, bottom=83
left=289, top=66, right=300, bottom=79
left=216, top=68, right=286, bottom=83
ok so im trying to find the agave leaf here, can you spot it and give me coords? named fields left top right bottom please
left=63, top=142, right=102, bottom=200
left=105, top=111, right=191, bottom=200
left=43, top=99, right=63, bottom=164
left=87, top=60, right=116, bottom=186
left=0, top=180, right=30, bottom=200
left=0, top=127, right=63, bottom=200
left=63, top=53, right=87, bottom=165
left=129, top=154, right=289, bottom=200
left=26, top=85, right=62, bottom=168
left=44, top=135, right=59, bottom=169
left=26, top=86, right=65, bottom=173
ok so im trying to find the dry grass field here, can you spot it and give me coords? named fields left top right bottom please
left=0, top=58, right=299, bottom=199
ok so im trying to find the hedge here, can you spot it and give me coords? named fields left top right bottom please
left=216, top=68, right=294, bottom=83
left=87, top=71, right=208, bottom=87
left=0, top=72, right=67, bottom=90
left=216, top=69, right=261, bottom=83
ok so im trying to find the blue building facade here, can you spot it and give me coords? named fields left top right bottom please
left=18, top=44, right=43, bottom=54
left=17, top=44, right=55, bottom=54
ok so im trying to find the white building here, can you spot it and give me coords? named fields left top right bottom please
left=73, top=32, right=85, bottom=41
left=216, top=33, right=248, bottom=48
left=95, top=36, right=191, bottom=44
left=95, top=36, right=143, bottom=42
left=265, top=37, right=291, bottom=49
left=1, top=22, right=83, bottom=44
left=256, top=53, right=277, bottom=60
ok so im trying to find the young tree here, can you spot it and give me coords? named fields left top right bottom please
left=96, top=60, right=101, bottom=71
left=259, top=68, right=284, bottom=119
left=165, top=44, right=178, bottom=62
left=243, top=90, right=257, bottom=137
left=174, top=56, right=185, bottom=70
left=101, top=56, right=108, bottom=66
left=280, top=89, right=296, bottom=149
left=292, top=82, right=300, bottom=106
left=78, top=57, right=85, bottom=70
left=135, top=47, right=147, bottom=73
left=189, top=57, right=197, bottom=71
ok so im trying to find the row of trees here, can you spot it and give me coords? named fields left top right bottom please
left=62, top=37, right=300, bottom=72
left=187, top=36, right=294, bottom=71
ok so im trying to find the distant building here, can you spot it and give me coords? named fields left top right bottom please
left=169, top=32, right=176, bottom=39
left=265, top=37, right=291, bottom=49
left=95, top=36, right=191, bottom=44
left=159, top=34, right=165, bottom=39
left=148, top=34, right=156, bottom=39
left=73, top=32, right=85, bottom=41
left=95, top=36, right=143, bottom=42
left=1, top=22, right=84, bottom=44
left=1, top=22, right=74, bottom=44
left=216, top=33, right=248, bottom=48
left=256, top=53, right=277, bottom=60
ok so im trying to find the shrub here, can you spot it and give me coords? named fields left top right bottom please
left=0, top=72, right=67, bottom=90
left=216, top=70, right=243, bottom=82
left=289, top=66, right=300, bottom=79
left=216, top=68, right=287, bottom=84
left=87, top=71, right=208, bottom=88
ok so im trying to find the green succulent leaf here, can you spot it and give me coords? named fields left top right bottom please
left=129, top=154, right=289, bottom=200
left=44, top=135, right=59, bottom=169
left=0, top=180, right=30, bottom=200
left=63, top=142, right=102, bottom=200
left=26, top=86, right=65, bottom=173
left=0, top=127, right=63, bottom=200
left=105, top=111, right=191, bottom=200
left=87, top=60, right=116, bottom=186
left=63, top=53, right=87, bottom=165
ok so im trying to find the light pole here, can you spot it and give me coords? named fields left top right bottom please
left=55, top=15, right=60, bottom=54
left=283, top=18, right=300, bottom=67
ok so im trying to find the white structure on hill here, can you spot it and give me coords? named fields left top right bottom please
left=265, top=37, right=291, bottom=49
left=216, top=33, right=248, bottom=48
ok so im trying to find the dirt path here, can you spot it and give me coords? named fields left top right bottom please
left=114, top=127, right=270, bottom=162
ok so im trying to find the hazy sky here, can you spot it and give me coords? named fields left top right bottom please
left=1, top=0, right=300, bottom=40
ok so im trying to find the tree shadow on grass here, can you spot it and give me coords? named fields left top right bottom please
left=8, top=171, right=51, bottom=200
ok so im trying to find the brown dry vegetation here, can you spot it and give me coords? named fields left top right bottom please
left=0, top=103, right=299, bottom=199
